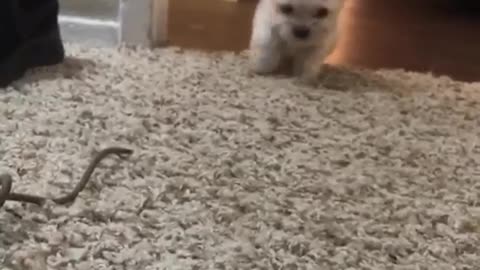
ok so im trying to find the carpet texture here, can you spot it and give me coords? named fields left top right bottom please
left=0, top=44, right=480, bottom=270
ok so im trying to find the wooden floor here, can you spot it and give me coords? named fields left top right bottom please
left=167, top=0, right=480, bottom=82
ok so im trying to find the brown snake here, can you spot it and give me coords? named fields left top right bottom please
left=0, top=147, right=133, bottom=209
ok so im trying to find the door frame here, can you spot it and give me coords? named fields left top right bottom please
left=119, top=0, right=249, bottom=47
left=119, top=0, right=169, bottom=47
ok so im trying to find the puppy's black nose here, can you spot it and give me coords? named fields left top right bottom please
left=292, top=26, right=310, bottom=39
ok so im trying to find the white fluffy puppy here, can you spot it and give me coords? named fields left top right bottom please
left=249, top=0, right=344, bottom=85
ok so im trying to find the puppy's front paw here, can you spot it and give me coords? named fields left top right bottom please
left=248, top=47, right=283, bottom=75
left=249, top=59, right=276, bottom=76
left=295, top=72, right=319, bottom=87
left=249, top=62, right=271, bottom=75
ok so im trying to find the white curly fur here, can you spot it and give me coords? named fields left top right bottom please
left=249, top=0, right=345, bottom=85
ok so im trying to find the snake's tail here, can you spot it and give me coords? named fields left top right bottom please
left=52, top=147, right=133, bottom=205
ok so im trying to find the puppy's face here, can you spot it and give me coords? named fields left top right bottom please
left=270, top=0, right=343, bottom=46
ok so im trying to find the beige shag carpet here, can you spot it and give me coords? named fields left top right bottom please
left=0, top=44, right=480, bottom=270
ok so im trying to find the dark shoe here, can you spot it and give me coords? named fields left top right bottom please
left=0, top=0, right=65, bottom=87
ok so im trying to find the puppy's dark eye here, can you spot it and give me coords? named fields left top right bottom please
left=279, top=4, right=294, bottom=15
left=314, top=7, right=329, bottom=18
